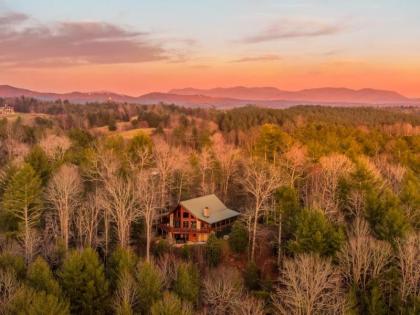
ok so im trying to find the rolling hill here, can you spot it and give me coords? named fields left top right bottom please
left=169, top=86, right=411, bottom=103
left=1, top=84, right=419, bottom=108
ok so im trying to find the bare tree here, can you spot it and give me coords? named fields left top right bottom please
left=3, top=121, right=29, bottom=163
left=339, top=218, right=392, bottom=290
left=46, top=164, right=82, bottom=250
left=239, top=208, right=254, bottom=257
left=113, top=269, right=138, bottom=315
left=0, top=269, right=19, bottom=314
left=310, top=153, right=353, bottom=221
left=212, top=134, right=240, bottom=202
left=173, top=149, right=191, bottom=205
left=88, top=145, right=120, bottom=256
left=202, top=267, right=243, bottom=315
left=93, top=187, right=112, bottom=260
left=343, top=190, right=366, bottom=218
left=136, top=170, right=160, bottom=262
left=154, top=139, right=179, bottom=209
left=39, top=134, right=70, bottom=160
left=281, top=144, right=307, bottom=187
left=374, top=155, right=406, bottom=193
left=303, top=155, right=348, bottom=221
left=273, top=254, right=346, bottom=315
left=40, top=211, right=61, bottom=266
left=243, top=161, right=282, bottom=261
left=397, top=232, right=420, bottom=303
left=197, top=147, right=216, bottom=195
left=127, top=139, right=153, bottom=173
left=75, top=191, right=102, bottom=248
left=232, top=294, right=265, bottom=315
left=100, top=174, right=137, bottom=249
left=156, top=253, right=179, bottom=290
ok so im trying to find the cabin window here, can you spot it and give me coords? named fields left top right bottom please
left=183, top=221, right=189, bottom=228
left=191, top=221, right=196, bottom=229
left=174, top=220, right=180, bottom=228
left=183, top=212, right=189, bottom=218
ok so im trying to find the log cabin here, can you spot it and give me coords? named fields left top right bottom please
left=160, top=194, right=240, bottom=243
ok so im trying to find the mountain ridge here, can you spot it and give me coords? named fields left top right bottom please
left=1, top=84, right=419, bottom=108
left=169, top=86, right=410, bottom=103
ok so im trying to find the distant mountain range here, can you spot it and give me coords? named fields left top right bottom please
left=1, top=84, right=419, bottom=108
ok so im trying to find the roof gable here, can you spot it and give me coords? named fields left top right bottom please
left=180, top=194, right=240, bottom=224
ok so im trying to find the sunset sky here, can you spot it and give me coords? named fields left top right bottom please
left=0, top=0, right=419, bottom=97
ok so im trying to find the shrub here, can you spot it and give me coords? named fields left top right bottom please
left=0, top=253, right=26, bottom=279
left=229, top=221, right=248, bottom=254
left=173, top=263, right=200, bottom=305
left=108, top=119, right=117, bottom=131
left=244, top=262, right=260, bottom=291
left=151, top=292, right=192, bottom=315
left=180, top=245, right=191, bottom=260
left=153, top=239, right=171, bottom=258
left=205, top=234, right=222, bottom=267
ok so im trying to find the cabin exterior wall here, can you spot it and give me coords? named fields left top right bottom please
left=162, top=206, right=212, bottom=243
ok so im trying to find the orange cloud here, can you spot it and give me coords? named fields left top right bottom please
left=230, top=54, right=281, bottom=63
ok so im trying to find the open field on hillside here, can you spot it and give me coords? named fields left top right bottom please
left=0, top=112, right=52, bottom=124
left=91, top=125, right=155, bottom=139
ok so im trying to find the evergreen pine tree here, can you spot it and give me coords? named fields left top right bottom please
left=136, top=261, right=163, bottom=314
left=173, top=263, right=200, bottom=305
left=229, top=221, right=248, bottom=254
left=2, top=164, right=43, bottom=263
left=7, top=286, right=70, bottom=315
left=151, top=292, right=192, bottom=315
left=58, top=248, right=109, bottom=315
left=26, top=256, right=61, bottom=295
left=205, top=234, right=222, bottom=267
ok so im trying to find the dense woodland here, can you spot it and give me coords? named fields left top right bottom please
left=0, top=97, right=419, bottom=314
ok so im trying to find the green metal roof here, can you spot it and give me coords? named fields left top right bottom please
left=180, top=194, right=240, bottom=224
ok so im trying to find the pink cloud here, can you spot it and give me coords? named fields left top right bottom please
left=0, top=12, right=168, bottom=67
left=241, top=19, right=345, bottom=43
left=0, top=12, right=28, bottom=25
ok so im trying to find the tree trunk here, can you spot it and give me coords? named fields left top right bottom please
left=64, top=199, right=69, bottom=251
left=160, top=176, right=167, bottom=209
left=104, top=208, right=109, bottom=262
left=177, top=174, right=184, bottom=204
left=247, top=216, right=252, bottom=261
left=251, top=206, right=259, bottom=261
left=24, top=205, right=30, bottom=264
left=277, top=212, right=282, bottom=268
left=146, top=219, right=151, bottom=262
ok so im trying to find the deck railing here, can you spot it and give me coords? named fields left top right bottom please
left=159, top=224, right=211, bottom=233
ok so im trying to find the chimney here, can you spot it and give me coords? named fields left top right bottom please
left=203, top=206, right=210, bottom=218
